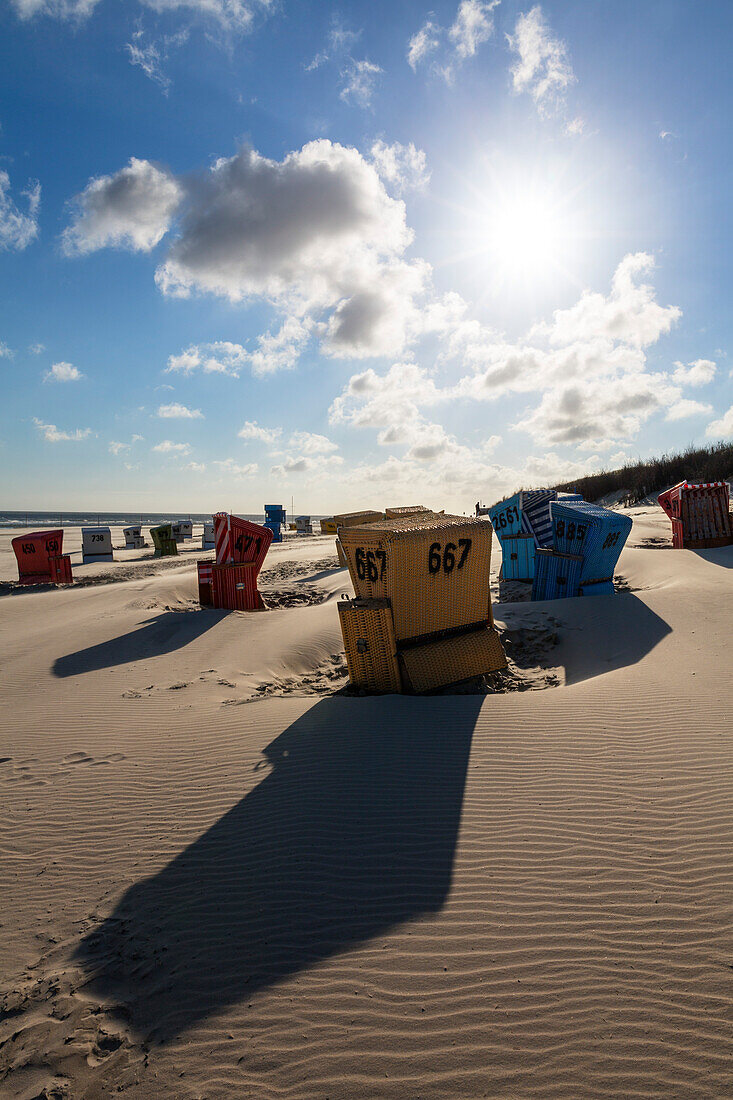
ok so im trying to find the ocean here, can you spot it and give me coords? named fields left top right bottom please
left=0, top=511, right=325, bottom=529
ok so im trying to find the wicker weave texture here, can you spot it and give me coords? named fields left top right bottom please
left=338, top=598, right=402, bottom=693
left=401, top=626, right=506, bottom=693
left=339, top=513, right=494, bottom=642
left=384, top=505, right=431, bottom=519
left=334, top=509, right=384, bottom=527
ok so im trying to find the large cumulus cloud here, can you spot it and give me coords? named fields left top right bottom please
left=65, top=139, right=433, bottom=361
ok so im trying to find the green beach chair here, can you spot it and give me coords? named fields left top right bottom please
left=151, top=523, right=178, bottom=557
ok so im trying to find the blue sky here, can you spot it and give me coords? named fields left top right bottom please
left=1, top=0, right=731, bottom=512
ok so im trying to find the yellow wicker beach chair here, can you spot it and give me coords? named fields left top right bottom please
left=334, top=509, right=385, bottom=527
left=338, top=597, right=402, bottom=693
left=384, top=505, right=432, bottom=520
left=338, top=513, right=506, bottom=693
left=339, top=513, right=495, bottom=641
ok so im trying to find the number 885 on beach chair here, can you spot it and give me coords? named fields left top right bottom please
left=338, top=512, right=506, bottom=693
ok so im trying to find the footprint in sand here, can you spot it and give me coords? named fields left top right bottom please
left=87, top=1029, right=124, bottom=1066
left=60, top=752, right=127, bottom=768
left=61, top=752, right=94, bottom=766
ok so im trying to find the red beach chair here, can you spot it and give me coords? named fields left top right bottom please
left=12, top=530, right=73, bottom=586
left=658, top=482, right=732, bottom=548
left=207, top=513, right=273, bottom=610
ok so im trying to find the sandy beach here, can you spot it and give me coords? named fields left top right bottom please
left=1, top=509, right=732, bottom=1099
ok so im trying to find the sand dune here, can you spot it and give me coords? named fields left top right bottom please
left=1, top=508, right=732, bottom=1098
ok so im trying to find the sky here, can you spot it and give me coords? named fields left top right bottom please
left=1, top=0, right=732, bottom=514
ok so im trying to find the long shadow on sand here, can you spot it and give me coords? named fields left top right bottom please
left=53, top=610, right=223, bottom=677
left=692, top=546, right=733, bottom=569
left=559, top=592, right=672, bottom=686
left=74, top=695, right=481, bottom=1040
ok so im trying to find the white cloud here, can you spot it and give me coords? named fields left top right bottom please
left=507, top=5, right=575, bottom=117
left=9, top=0, right=100, bottom=18
left=213, top=457, right=258, bottom=476
left=165, top=342, right=245, bottom=377
left=0, top=342, right=14, bottom=358
left=248, top=315, right=312, bottom=375
left=534, top=253, right=681, bottom=349
left=238, top=420, right=281, bottom=444
left=44, top=361, right=83, bottom=382
left=370, top=140, right=430, bottom=195
left=288, top=431, right=338, bottom=455
left=665, top=399, right=713, bottom=421
left=516, top=373, right=679, bottom=450
left=28, top=343, right=45, bottom=354
left=305, top=20, right=379, bottom=108
left=671, top=358, right=716, bottom=387
left=330, top=360, right=446, bottom=438
left=153, top=140, right=428, bottom=361
left=153, top=439, right=191, bottom=454
left=110, top=434, right=144, bottom=455
left=183, top=460, right=206, bottom=472
left=166, top=322, right=311, bottom=379
left=449, top=0, right=498, bottom=60
left=705, top=405, right=733, bottom=439
left=0, top=172, right=40, bottom=252
left=156, top=142, right=410, bottom=303
left=125, top=30, right=189, bottom=92
left=33, top=417, right=91, bottom=442
left=270, top=451, right=343, bottom=477
left=62, top=158, right=182, bottom=255
left=156, top=402, right=204, bottom=418
left=10, top=0, right=274, bottom=29
left=306, top=21, right=360, bottom=70
left=141, top=0, right=273, bottom=32
left=333, top=254, right=693, bottom=455
left=339, top=58, right=382, bottom=107
left=407, top=21, right=441, bottom=71
left=407, top=1, right=498, bottom=82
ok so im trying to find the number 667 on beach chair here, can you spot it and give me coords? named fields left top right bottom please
left=338, top=512, right=506, bottom=693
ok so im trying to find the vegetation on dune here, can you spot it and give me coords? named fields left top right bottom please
left=554, top=442, right=733, bottom=506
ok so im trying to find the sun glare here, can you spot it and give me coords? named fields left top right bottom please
left=441, top=156, right=593, bottom=303
left=485, top=188, right=567, bottom=278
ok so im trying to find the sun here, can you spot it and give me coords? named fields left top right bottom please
left=439, top=155, right=593, bottom=299
left=485, top=186, right=567, bottom=279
